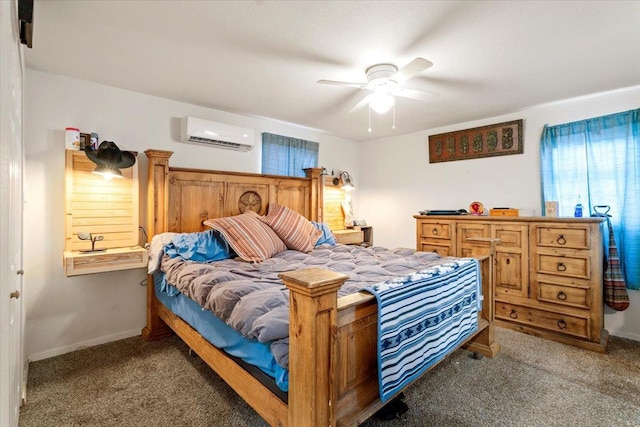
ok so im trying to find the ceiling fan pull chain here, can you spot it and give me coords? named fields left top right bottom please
left=392, top=103, right=396, bottom=130
left=368, top=105, right=372, bottom=133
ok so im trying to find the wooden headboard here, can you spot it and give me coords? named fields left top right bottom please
left=322, top=175, right=348, bottom=231
left=145, top=149, right=323, bottom=240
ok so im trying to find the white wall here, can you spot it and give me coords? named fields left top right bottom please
left=358, top=85, right=640, bottom=341
left=1, top=0, right=25, bottom=424
left=23, top=69, right=639, bottom=359
left=24, top=69, right=360, bottom=360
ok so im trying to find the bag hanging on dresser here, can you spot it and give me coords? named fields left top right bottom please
left=602, top=216, right=630, bottom=311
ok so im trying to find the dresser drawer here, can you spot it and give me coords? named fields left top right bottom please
left=537, top=253, right=590, bottom=279
left=494, top=226, right=527, bottom=250
left=536, top=226, right=590, bottom=250
left=496, top=302, right=589, bottom=339
left=418, top=222, right=451, bottom=240
left=418, top=242, right=452, bottom=257
left=537, top=280, right=590, bottom=309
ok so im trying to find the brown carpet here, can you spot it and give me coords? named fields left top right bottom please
left=19, top=327, right=640, bottom=426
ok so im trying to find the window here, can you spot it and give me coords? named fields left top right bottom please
left=261, top=133, right=318, bottom=177
left=540, top=108, right=639, bottom=289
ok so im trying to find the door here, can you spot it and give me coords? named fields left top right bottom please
left=1, top=0, right=25, bottom=425
left=492, top=224, right=529, bottom=298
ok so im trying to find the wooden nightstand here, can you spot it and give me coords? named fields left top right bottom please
left=333, top=226, right=373, bottom=246
left=360, top=226, right=373, bottom=246
left=333, top=229, right=364, bottom=245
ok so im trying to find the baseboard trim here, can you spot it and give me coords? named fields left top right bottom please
left=27, top=328, right=142, bottom=362
left=22, top=357, right=28, bottom=407
left=608, top=329, right=640, bottom=343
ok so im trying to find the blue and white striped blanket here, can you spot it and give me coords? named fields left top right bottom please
left=365, top=258, right=481, bottom=402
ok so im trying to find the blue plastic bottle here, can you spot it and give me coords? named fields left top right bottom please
left=574, top=196, right=583, bottom=218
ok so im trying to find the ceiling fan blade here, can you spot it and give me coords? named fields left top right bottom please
left=349, top=94, right=372, bottom=113
left=391, top=57, right=433, bottom=83
left=317, top=79, right=367, bottom=89
left=391, top=87, right=439, bottom=102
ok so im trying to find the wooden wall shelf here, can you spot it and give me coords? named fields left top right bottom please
left=63, top=247, right=148, bottom=277
left=64, top=149, right=145, bottom=276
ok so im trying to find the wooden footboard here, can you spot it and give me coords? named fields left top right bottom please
left=280, top=238, right=499, bottom=427
left=141, top=149, right=500, bottom=427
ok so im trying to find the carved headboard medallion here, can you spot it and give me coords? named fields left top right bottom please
left=238, top=191, right=263, bottom=213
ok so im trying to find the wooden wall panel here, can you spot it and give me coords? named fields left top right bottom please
left=323, top=176, right=346, bottom=231
left=65, top=150, right=139, bottom=251
left=274, top=184, right=310, bottom=218
left=169, top=183, right=225, bottom=232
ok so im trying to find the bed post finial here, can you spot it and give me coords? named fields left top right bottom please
left=144, top=149, right=173, bottom=240
left=465, top=237, right=501, bottom=357
left=142, top=149, right=173, bottom=342
left=280, top=268, right=348, bottom=427
left=304, top=167, right=323, bottom=222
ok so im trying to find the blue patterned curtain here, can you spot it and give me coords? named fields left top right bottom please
left=261, top=133, right=319, bottom=177
left=540, top=108, right=640, bottom=289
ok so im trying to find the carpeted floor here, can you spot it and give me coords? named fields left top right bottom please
left=19, top=327, right=640, bottom=426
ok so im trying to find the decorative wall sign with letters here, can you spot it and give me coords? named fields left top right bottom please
left=428, top=119, right=523, bottom=163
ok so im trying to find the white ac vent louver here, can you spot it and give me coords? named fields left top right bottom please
left=180, top=117, right=256, bottom=152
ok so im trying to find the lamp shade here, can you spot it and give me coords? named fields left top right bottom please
left=341, top=178, right=355, bottom=191
left=333, top=171, right=355, bottom=191
left=92, top=164, right=123, bottom=180
left=85, top=141, right=135, bottom=168
left=369, top=90, right=395, bottom=114
left=85, top=140, right=135, bottom=180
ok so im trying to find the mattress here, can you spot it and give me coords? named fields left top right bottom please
left=156, top=242, right=479, bottom=393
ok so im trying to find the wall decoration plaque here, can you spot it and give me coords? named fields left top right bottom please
left=428, top=119, right=523, bottom=163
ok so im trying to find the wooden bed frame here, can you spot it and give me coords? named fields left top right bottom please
left=142, top=149, right=500, bottom=427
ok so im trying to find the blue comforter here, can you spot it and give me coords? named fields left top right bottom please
left=160, top=244, right=469, bottom=370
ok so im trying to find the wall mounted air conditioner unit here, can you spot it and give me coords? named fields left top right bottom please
left=180, top=116, right=256, bottom=152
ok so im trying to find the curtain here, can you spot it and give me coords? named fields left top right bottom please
left=540, top=108, right=640, bottom=290
left=261, top=133, right=319, bottom=178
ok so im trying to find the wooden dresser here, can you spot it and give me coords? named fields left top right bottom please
left=414, top=215, right=608, bottom=352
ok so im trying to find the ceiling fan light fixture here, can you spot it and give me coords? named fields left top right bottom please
left=369, top=90, right=395, bottom=114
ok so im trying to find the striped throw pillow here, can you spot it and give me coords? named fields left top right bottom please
left=204, top=211, right=286, bottom=262
left=260, top=203, right=322, bottom=253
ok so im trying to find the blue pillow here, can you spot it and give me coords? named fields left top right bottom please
left=164, top=229, right=235, bottom=262
left=311, top=221, right=337, bottom=246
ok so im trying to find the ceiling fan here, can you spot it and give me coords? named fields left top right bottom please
left=318, top=57, right=438, bottom=115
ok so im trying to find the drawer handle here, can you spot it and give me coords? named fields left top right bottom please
left=509, top=309, right=518, bottom=319
left=557, top=319, right=567, bottom=329
left=557, top=291, right=568, bottom=300
left=432, top=228, right=439, bottom=236
left=557, top=262, right=567, bottom=272
left=557, top=234, right=566, bottom=245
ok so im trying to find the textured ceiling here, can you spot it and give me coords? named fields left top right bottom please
left=25, top=1, right=640, bottom=142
